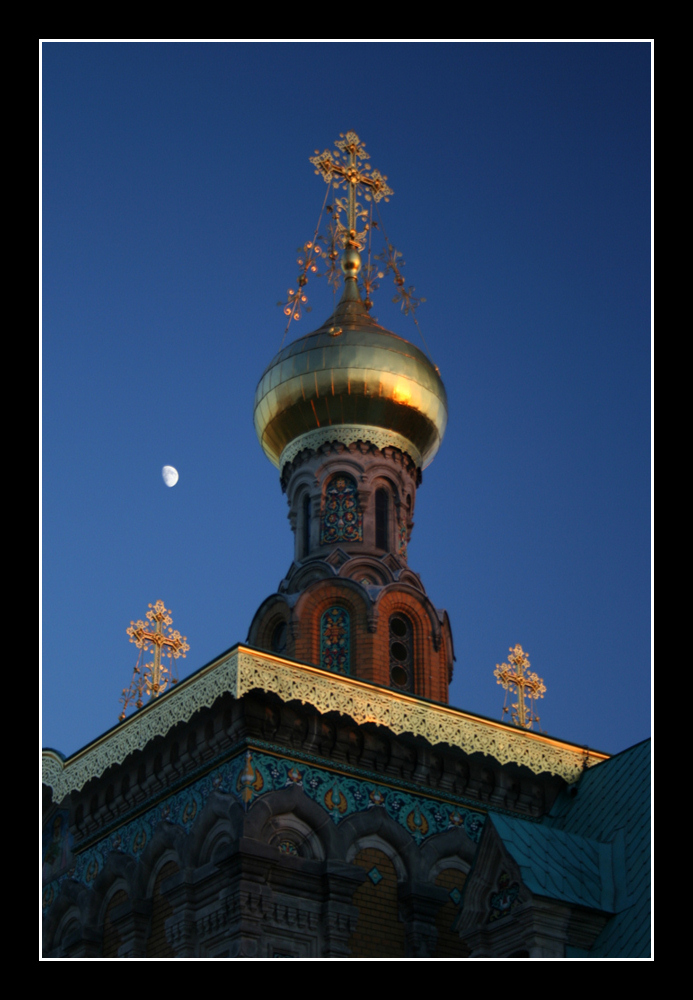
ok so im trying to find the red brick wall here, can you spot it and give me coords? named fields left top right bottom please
left=253, top=580, right=451, bottom=702
left=294, top=584, right=371, bottom=675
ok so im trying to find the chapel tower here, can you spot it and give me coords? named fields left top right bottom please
left=248, top=133, right=453, bottom=702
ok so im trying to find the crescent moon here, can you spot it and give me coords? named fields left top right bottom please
left=162, top=465, right=179, bottom=487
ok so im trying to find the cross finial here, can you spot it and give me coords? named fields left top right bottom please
left=280, top=133, right=427, bottom=340
left=119, top=600, right=189, bottom=720
left=310, top=132, right=393, bottom=253
left=494, top=644, right=546, bottom=730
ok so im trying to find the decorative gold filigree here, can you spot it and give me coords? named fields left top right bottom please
left=376, top=238, right=426, bottom=320
left=44, top=652, right=239, bottom=803
left=42, top=750, right=66, bottom=799
left=310, top=132, right=392, bottom=249
left=358, top=209, right=383, bottom=311
left=322, top=214, right=345, bottom=290
left=43, top=647, right=604, bottom=803
left=331, top=196, right=370, bottom=252
left=278, top=132, right=432, bottom=360
left=494, top=645, right=546, bottom=730
left=234, top=652, right=600, bottom=782
left=279, top=239, right=322, bottom=323
left=120, top=601, right=190, bottom=720
left=278, top=425, right=423, bottom=472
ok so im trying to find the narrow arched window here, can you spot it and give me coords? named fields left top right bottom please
left=302, top=493, right=311, bottom=558
left=389, top=613, right=413, bottom=690
left=320, top=606, right=351, bottom=675
left=271, top=620, right=288, bottom=654
left=375, top=487, right=389, bottom=551
left=321, top=474, right=362, bottom=544
left=398, top=495, right=411, bottom=556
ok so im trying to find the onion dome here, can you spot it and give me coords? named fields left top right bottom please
left=254, top=273, right=448, bottom=472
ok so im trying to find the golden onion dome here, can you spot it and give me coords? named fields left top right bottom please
left=254, top=276, right=448, bottom=471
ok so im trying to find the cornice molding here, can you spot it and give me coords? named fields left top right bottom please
left=43, top=653, right=238, bottom=803
left=43, top=647, right=607, bottom=801
left=279, top=425, right=422, bottom=471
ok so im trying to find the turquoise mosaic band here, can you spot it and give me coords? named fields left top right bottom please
left=43, top=747, right=485, bottom=912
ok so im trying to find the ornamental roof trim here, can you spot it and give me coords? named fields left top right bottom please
left=279, top=425, right=423, bottom=471
left=42, top=646, right=608, bottom=802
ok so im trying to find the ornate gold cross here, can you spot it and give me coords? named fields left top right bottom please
left=310, top=131, right=393, bottom=245
left=494, top=645, right=546, bottom=731
left=120, top=601, right=189, bottom=719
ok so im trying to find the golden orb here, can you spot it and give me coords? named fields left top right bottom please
left=341, top=246, right=362, bottom=278
left=254, top=281, right=448, bottom=471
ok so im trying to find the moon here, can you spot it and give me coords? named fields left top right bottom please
left=162, top=465, right=179, bottom=487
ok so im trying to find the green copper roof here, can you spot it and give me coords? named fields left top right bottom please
left=490, top=815, right=613, bottom=912
left=490, top=739, right=651, bottom=958
left=551, top=738, right=651, bottom=958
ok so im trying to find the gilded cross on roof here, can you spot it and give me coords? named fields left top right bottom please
left=280, top=132, right=426, bottom=343
left=310, top=131, right=393, bottom=247
left=119, top=600, right=189, bottom=720
left=494, top=645, right=546, bottom=731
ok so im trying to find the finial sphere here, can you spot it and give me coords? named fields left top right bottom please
left=341, top=246, right=362, bottom=277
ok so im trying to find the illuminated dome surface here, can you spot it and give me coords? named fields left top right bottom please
left=254, top=283, right=448, bottom=470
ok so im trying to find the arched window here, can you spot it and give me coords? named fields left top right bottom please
left=320, top=606, right=351, bottom=675
left=102, top=888, right=129, bottom=958
left=399, top=495, right=411, bottom=557
left=146, top=860, right=179, bottom=957
left=375, top=487, right=389, bottom=551
left=321, top=474, right=363, bottom=544
left=271, top=620, right=288, bottom=654
left=348, top=849, right=405, bottom=957
left=302, top=493, right=311, bottom=558
left=389, top=613, right=413, bottom=690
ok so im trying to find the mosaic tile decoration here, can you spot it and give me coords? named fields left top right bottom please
left=398, top=517, right=408, bottom=557
left=488, top=872, right=521, bottom=922
left=320, top=606, right=351, bottom=675
left=320, top=474, right=363, bottom=544
left=367, top=866, right=383, bottom=885
left=278, top=840, right=299, bottom=855
left=43, top=749, right=485, bottom=913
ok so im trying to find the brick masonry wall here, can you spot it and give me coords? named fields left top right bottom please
left=348, top=848, right=406, bottom=958
left=434, top=868, right=470, bottom=958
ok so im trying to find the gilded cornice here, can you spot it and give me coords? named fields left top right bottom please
left=43, top=647, right=607, bottom=801
left=279, top=425, right=422, bottom=471
left=43, top=652, right=238, bottom=803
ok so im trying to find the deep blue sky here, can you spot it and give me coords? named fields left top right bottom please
left=41, top=42, right=651, bottom=758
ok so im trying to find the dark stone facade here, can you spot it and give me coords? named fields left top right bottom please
left=43, top=683, right=567, bottom=957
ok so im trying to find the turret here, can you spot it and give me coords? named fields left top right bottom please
left=248, top=132, right=454, bottom=702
